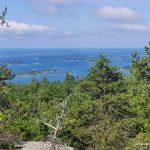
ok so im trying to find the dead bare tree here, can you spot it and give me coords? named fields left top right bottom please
left=40, top=95, right=70, bottom=150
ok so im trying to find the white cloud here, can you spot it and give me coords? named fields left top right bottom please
left=9, top=21, right=51, bottom=32
left=76, top=23, right=150, bottom=38
left=119, top=23, right=150, bottom=34
left=95, top=6, right=141, bottom=23
left=0, top=21, right=55, bottom=37
left=1, top=21, right=149, bottom=47
left=0, top=21, right=76, bottom=38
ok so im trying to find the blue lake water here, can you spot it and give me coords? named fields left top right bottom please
left=0, top=48, right=145, bottom=83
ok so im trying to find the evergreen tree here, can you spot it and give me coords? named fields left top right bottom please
left=86, top=54, right=122, bottom=98
left=131, top=43, right=150, bottom=82
left=0, top=66, right=15, bottom=84
left=65, top=72, right=75, bottom=81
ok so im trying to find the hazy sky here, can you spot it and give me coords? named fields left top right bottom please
left=0, top=0, right=150, bottom=48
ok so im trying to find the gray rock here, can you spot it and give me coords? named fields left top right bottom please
left=22, top=141, right=74, bottom=150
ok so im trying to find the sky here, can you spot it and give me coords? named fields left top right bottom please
left=0, top=0, right=150, bottom=48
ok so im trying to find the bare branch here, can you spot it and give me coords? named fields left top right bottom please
left=39, top=95, right=71, bottom=150
left=40, top=120, right=57, bottom=130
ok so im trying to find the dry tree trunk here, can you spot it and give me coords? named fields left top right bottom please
left=41, top=95, right=70, bottom=150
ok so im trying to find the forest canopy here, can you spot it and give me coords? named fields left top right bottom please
left=1, top=44, right=150, bottom=149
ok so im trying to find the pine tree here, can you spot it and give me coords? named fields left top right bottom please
left=0, top=66, right=15, bottom=84
left=86, top=54, right=122, bottom=97
left=131, top=42, right=150, bottom=82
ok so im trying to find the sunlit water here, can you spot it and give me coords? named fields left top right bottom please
left=0, top=48, right=145, bottom=83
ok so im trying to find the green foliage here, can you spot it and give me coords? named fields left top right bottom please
left=65, top=72, right=75, bottom=81
left=86, top=54, right=123, bottom=98
left=131, top=43, right=150, bottom=82
left=88, top=54, right=122, bottom=84
left=0, top=66, right=15, bottom=83
left=0, top=140, right=15, bottom=149
left=1, top=44, right=150, bottom=149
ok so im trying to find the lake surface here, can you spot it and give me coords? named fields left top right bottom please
left=0, top=48, right=145, bottom=83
